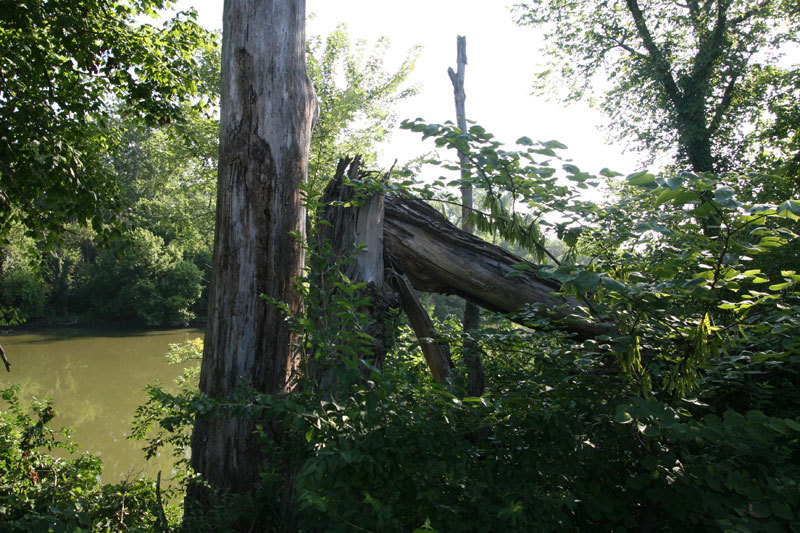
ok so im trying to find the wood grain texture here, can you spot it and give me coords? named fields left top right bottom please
left=189, top=0, right=317, bottom=508
left=384, top=195, right=604, bottom=341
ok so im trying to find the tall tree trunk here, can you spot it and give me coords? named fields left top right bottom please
left=675, top=96, right=715, bottom=173
left=187, top=0, right=316, bottom=521
left=448, top=35, right=485, bottom=396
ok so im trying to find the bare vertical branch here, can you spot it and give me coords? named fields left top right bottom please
left=448, top=35, right=485, bottom=396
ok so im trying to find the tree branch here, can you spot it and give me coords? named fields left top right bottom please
left=625, top=0, right=683, bottom=104
left=708, top=71, right=740, bottom=135
left=0, top=344, right=9, bottom=372
left=690, top=0, right=732, bottom=87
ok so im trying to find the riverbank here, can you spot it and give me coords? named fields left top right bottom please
left=1, top=318, right=206, bottom=333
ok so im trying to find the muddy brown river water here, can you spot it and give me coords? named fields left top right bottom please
left=0, top=327, right=203, bottom=484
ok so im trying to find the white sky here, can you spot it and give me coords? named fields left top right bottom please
left=172, top=1, right=641, bottom=176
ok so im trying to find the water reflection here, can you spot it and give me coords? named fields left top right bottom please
left=0, top=327, right=203, bottom=483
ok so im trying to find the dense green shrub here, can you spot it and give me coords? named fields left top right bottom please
left=0, top=386, right=173, bottom=532
left=136, top=320, right=800, bottom=532
left=125, top=144, right=800, bottom=531
left=0, top=268, right=48, bottom=321
left=72, top=228, right=203, bottom=326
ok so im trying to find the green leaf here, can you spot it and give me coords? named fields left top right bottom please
left=757, top=236, right=784, bottom=250
left=769, top=282, right=790, bottom=291
left=626, top=171, right=655, bottom=186
left=642, top=425, right=660, bottom=438
left=748, top=204, right=775, bottom=214
left=468, top=125, right=488, bottom=137
left=771, top=501, right=793, bottom=520
left=602, top=277, right=627, bottom=293
left=552, top=268, right=578, bottom=283
left=542, top=139, right=568, bottom=150
left=600, top=168, right=623, bottom=177
left=777, top=200, right=800, bottom=218
left=655, top=188, right=679, bottom=206
left=783, top=419, right=800, bottom=432
left=671, top=191, right=698, bottom=206
left=615, top=409, right=633, bottom=424
left=665, top=176, right=684, bottom=190
left=692, top=202, right=718, bottom=217
left=574, top=271, right=600, bottom=291
left=713, top=186, right=735, bottom=201
left=641, top=455, right=658, bottom=471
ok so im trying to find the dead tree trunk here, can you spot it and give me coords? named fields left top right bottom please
left=317, top=163, right=604, bottom=383
left=448, top=35, right=485, bottom=396
left=310, top=157, right=399, bottom=393
left=383, top=195, right=604, bottom=341
left=187, top=0, right=317, bottom=522
left=314, top=158, right=451, bottom=385
left=391, top=270, right=453, bottom=382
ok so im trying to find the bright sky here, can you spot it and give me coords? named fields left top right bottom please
left=172, top=1, right=641, bottom=176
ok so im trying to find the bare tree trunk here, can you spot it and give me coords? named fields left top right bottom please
left=448, top=35, right=484, bottom=396
left=187, top=0, right=316, bottom=523
left=0, top=344, right=9, bottom=372
left=391, top=271, right=453, bottom=382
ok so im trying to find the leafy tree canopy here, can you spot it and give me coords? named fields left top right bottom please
left=306, top=25, right=419, bottom=193
left=0, top=0, right=216, bottom=247
left=513, top=0, right=800, bottom=175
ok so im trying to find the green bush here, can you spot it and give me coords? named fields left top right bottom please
left=133, top=129, right=800, bottom=530
left=0, top=386, right=173, bottom=532
left=0, top=268, right=48, bottom=321
left=73, top=228, right=203, bottom=326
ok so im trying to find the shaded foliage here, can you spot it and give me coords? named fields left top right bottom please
left=0, top=0, right=216, bottom=246
left=0, top=386, right=176, bottom=531
left=128, top=134, right=800, bottom=530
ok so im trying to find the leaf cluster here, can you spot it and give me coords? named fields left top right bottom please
left=1, top=386, right=175, bottom=531
left=0, top=0, right=217, bottom=246
left=512, top=0, right=800, bottom=171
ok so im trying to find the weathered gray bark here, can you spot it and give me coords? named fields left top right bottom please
left=447, top=36, right=471, bottom=226
left=383, top=196, right=604, bottom=341
left=448, top=35, right=485, bottom=396
left=311, top=157, right=399, bottom=392
left=391, top=271, right=453, bottom=382
left=311, top=161, right=605, bottom=385
left=316, top=158, right=385, bottom=287
left=314, top=159, right=453, bottom=385
left=187, top=0, right=317, bottom=519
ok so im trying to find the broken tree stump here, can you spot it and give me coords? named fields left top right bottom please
left=310, top=157, right=400, bottom=392
left=315, top=159, right=608, bottom=384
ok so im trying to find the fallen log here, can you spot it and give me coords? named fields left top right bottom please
left=317, top=159, right=607, bottom=385
left=383, top=195, right=605, bottom=341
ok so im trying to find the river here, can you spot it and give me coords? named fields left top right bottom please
left=0, top=327, right=203, bottom=484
